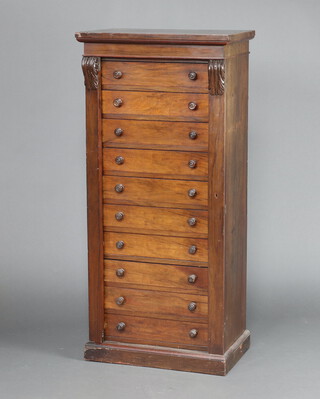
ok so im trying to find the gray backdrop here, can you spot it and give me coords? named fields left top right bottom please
left=1, top=0, right=320, bottom=398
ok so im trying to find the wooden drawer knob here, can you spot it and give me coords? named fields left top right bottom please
left=189, top=329, right=198, bottom=338
left=188, top=217, right=197, bottom=226
left=113, top=70, right=123, bottom=79
left=115, top=212, right=124, bottom=221
left=188, top=302, right=197, bottom=312
left=188, top=71, right=197, bottom=80
left=115, top=296, right=125, bottom=306
left=189, top=131, right=197, bottom=140
left=114, top=128, right=123, bottom=137
left=116, top=268, right=125, bottom=277
left=116, top=240, right=125, bottom=249
left=188, top=102, right=197, bottom=111
left=115, top=156, right=124, bottom=165
left=115, top=184, right=124, bottom=193
left=188, top=160, right=197, bottom=169
left=116, top=322, right=126, bottom=331
left=188, top=274, right=198, bottom=284
left=113, top=98, right=123, bottom=107
left=189, top=245, right=197, bottom=255
left=188, top=188, right=197, bottom=198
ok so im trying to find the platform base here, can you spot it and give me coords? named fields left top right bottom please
left=84, top=329, right=250, bottom=376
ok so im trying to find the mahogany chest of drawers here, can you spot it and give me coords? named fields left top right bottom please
left=75, top=29, right=255, bottom=375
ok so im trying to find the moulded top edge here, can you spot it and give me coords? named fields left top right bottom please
left=75, top=29, right=255, bottom=45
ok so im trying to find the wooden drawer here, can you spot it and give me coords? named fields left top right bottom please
left=104, top=260, right=208, bottom=293
left=103, top=176, right=208, bottom=209
left=102, top=119, right=208, bottom=152
left=104, top=232, right=208, bottom=265
left=105, top=314, right=208, bottom=350
left=102, top=91, right=208, bottom=122
left=104, top=205, right=208, bottom=238
left=103, top=148, right=208, bottom=180
left=101, top=61, right=208, bottom=93
left=105, top=286, right=208, bottom=320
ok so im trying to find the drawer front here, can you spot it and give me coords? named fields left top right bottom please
left=103, top=148, right=208, bottom=180
left=102, top=91, right=208, bottom=122
left=103, top=176, right=208, bottom=209
left=104, top=205, right=208, bottom=238
left=105, top=286, right=208, bottom=319
left=101, top=61, right=208, bottom=93
left=105, top=314, right=208, bottom=349
left=102, top=119, right=208, bottom=152
left=104, top=232, right=208, bottom=264
left=104, top=260, right=208, bottom=293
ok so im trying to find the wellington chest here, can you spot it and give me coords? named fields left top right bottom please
left=75, top=28, right=255, bottom=375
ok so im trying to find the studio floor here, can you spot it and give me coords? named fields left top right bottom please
left=1, top=313, right=319, bottom=399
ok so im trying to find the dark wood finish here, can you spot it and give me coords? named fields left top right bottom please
left=105, top=286, right=208, bottom=320
left=102, top=91, right=208, bottom=122
left=84, top=329, right=250, bottom=375
left=83, top=43, right=225, bottom=60
left=105, top=314, right=208, bottom=350
left=104, top=205, right=208, bottom=237
left=104, top=259, right=208, bottom=293
left=208, top=60, right=225, bottom=96
left=224, top=51, right=249, bottom=350
left=76, top=29, right=255, bottom=45
left=82, top=56, right=101, bottom=90
left=102, top=119, right=208, bottom=152
left=103, top=176, right=208, bottom=209
left=104, top=232, right=208, bottom=264
left=82, top=56, right=104, bottom=344
left=78, top=29, right=254, bottom=375
left=103, top=148, right=208, bottom=180
left=208, top=93, right=225, bottom=354
left=102, top=60, right=208, bottom=93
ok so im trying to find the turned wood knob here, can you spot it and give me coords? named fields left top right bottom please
left=115, top=212, right=124, bottom=221
left=189, top=245, right=197, bottom=255
left=189, top=329, right=198, bottom=338
left=188, top=71, right=197, bottom=80
left=116, top=322, right=126, bottom=331
left=115, top=156, right=124, bottom=165
left=188, top=160, right=197, bottom=169
left=189, top=131, right=197, bottom=140
left=188, top=188, right=197, bottom=198
left=116, top=268, right=125, bottom=277
left=113, top=70, right=123, bottom=79
left=115, top=296, right=125, bottom=305
left=188, top=102, right=197, bottom=111
left=188, top=302, right=197, bottom=312
left=188, top=274, right=198, bottom=284
left=116, top=240, right=125, bottom=249
left=113, top=98, right=123, bottom=107
left=188, top=217, right=197, bottom=226
left=114, top=128, right=123, bottom=137
left=115, top=184, right=124, bottom=193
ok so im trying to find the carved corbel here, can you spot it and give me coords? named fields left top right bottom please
left=208, top=60, right=225, bottom=95
left=81, top=56, right=101, bottom=90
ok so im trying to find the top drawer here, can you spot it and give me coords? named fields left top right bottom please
left=101, top=61, right=208, bottom=93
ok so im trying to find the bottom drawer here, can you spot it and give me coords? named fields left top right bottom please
left=105, top=314, right=208, bottom=350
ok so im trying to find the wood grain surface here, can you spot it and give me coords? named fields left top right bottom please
left=102, top=119, right=208, bottom=152
left=103, top=148, right=208, bottom=180
left=83, top=43, right=225, bottom=60
left=104, top=232, right=208, bottom=263
left=105, top=313, right=208, bottom=350
left=105, top=286, right=208, bottom=319
left=103, top=176, right=208, bottom=209
left=103, top=204, right=208, bottom=237
left=102, top=90, right=208, bottom=122
left=102, top=60, right=208, bottom=93
left=104, top=259, right=208, bottom=293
